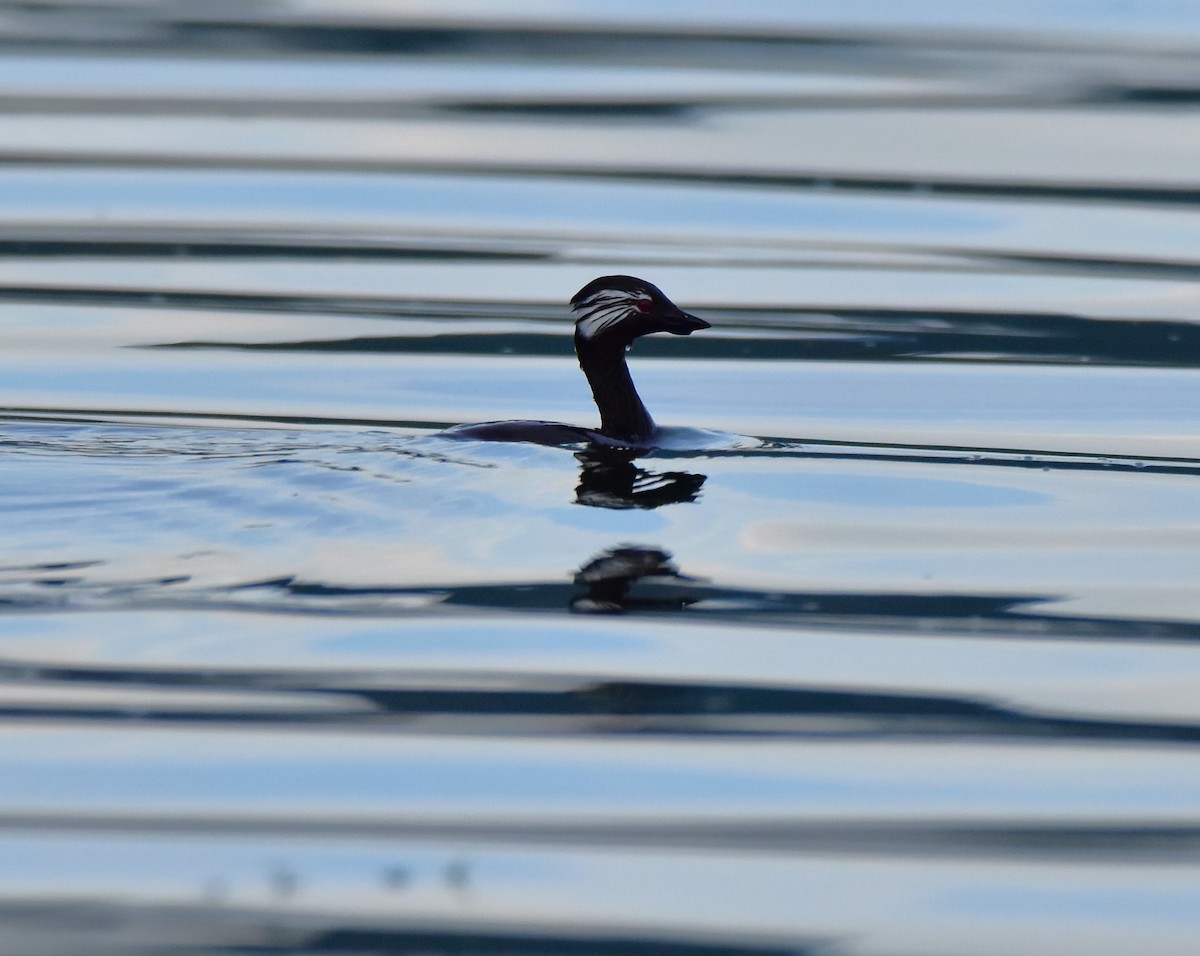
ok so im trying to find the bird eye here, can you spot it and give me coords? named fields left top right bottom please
left=635, top=299, right=653, bottom=313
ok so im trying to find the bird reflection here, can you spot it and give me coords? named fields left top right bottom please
left=574, top=448, right=706, bottom=509
left=571, top=545, right=701, bottom=613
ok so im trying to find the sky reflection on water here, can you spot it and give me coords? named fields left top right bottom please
left=2, top=1, right=1200, bottom=952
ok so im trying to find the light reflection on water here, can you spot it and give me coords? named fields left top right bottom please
left=2, top=2, right=1200, bottom=953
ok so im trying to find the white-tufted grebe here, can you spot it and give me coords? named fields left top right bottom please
left=445, top=275, right=710, bottom=447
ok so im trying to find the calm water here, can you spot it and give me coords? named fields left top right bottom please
left=3, top=3, right=1200, bottom=954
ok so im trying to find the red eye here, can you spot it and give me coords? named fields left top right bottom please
left=635, top=299, right=653, bottom=313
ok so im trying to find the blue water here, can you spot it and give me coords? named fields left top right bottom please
left=2, top=3, right=1200, bottom=954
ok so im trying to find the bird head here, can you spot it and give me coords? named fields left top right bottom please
left=571, top=275, right=709, bottom=347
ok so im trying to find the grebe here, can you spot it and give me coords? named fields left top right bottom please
left=444, top=275, right=710, bottom=447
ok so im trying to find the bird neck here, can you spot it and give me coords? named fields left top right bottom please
left=576, top=336, right=657, bottom=443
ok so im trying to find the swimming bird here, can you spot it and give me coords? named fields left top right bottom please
left=444, top=275, right=710, bottom=447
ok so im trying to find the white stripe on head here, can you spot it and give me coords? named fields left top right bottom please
left=572, top=290, right=648, bottom=340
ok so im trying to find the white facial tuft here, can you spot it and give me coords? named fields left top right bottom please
left=572, top=290, right=648, bottom=340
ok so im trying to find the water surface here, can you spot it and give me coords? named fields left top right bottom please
left=2, top=3, right=1200, bottom=954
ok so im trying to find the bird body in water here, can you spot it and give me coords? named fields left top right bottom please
left=444, top=275, right=710, bottom=448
